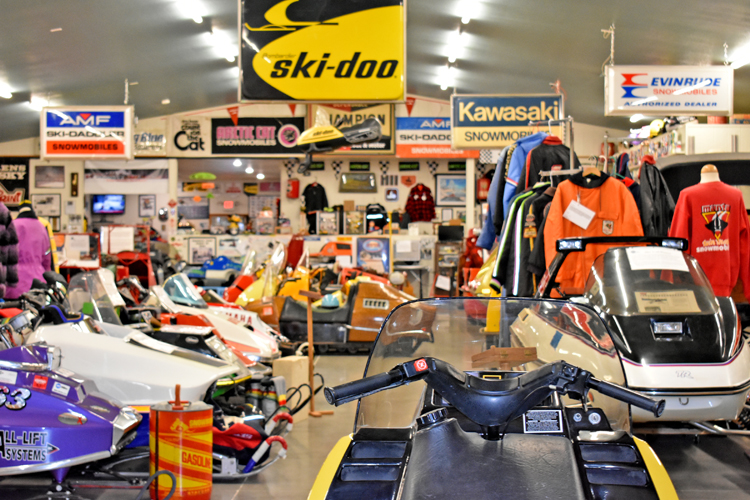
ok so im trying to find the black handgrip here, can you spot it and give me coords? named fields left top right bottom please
left=324, top=368, right=404, bottom=407
left=588, top=378, right=665, bottom=418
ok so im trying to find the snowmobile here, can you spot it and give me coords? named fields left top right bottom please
left=311, top=297, right=678, bottom=500
left=0, top=341, right=141, bottom=482
left=297, top=107, right=383, bottom=174
left=515, top=236, right=750, bottom=431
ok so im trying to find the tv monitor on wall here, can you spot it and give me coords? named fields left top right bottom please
left=92, top=194, right=125, bottom=215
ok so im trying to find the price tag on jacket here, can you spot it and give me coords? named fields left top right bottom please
left=563, top=200, right=595, bottom=230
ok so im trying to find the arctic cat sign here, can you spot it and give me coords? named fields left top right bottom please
left=240, top=0, right=405, bottom=102
left=451, top=95, right=563, bottom=149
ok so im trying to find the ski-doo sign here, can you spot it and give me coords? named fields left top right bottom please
left=451, top=95, right=563, bottom=149
left=41, top=106, right=134, bottom=160
left=605, top=66, right=734, bottom=116
left=239, top=0, right=405, bottom=102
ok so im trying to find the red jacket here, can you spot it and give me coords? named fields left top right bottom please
left=669, top=181, right=750, bottom=299
left=544, top=172, right=643, bottom=292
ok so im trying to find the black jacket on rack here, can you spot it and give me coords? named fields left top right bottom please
left=638, top=156, right=675, bottom=237
left=514, top=136, right=581, bottom=197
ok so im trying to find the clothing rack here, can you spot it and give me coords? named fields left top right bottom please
left=529, top=116, right=575, bottom=174
left=602, top=134, right=645, bottom=175
left=539, top=168, right=582, bottom=177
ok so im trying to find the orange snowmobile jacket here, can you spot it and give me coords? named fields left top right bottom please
left=544, top=172, right=644, bottom=292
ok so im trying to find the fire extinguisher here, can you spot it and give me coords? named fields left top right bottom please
left=476, top=175, right=491, bottom=202
left=286, top=178, right=299, bottom=199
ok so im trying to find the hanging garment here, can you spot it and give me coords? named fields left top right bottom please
left=527, top=197, right=554, bottom=278
left=405, top=184, right=436, bottom=222
left=0, top=202, right=18, bottom=299
left=477, top=146, right=510, bottom=249
left=302, top=183, right=328, bottom=235
left=491, top=143, right=518, bottom=236
left=544, top=172, right=643, bottom=293
left=501, top=132, right=548, bottom=222
left=615, top=152, right=632, bottom=180
left=669, top=181, right=750, bottom=300
left=489, top=186, right=545, bottom=293
left=638, top=156, right=675, bottom=237
left=502, top=187, right=555, bottom=297
left=515, top=135, right=581, bottom=196
left=5, top=206, right=45, bottom=299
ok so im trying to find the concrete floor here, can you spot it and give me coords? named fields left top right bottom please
left=2, top=354, right=750, bottom=499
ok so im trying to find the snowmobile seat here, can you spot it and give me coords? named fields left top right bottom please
left=280, top=283, right=359, bottom=324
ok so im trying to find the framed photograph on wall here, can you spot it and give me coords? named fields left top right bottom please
left=139, top=194, right=156, bottom=217
left=339, top=173, right=377, bottom=193
left=435, top=174, right=467, bottom=207
left=187, top=237, right=216, bottom=265
left=31, top=193, right=61, bottom=216
left=35, top=165, right=65, bottom=189
left=441, top=208, right=454, bottom=222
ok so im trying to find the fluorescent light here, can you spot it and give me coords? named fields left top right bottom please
left=630, top=114, right=644, bottom=123
left=446, top=29, right=464, bottom=63
left=731, top=57, right=750, bottom=70
left=28, top=96, right=49, bottom=111
left=673, top=79, right=711, bottom=96
left=231, top=66, right=240, bottom=78
left=256, top=173, right=265, bottom=180
left=161, top=98, right=171, bottom=105
left=461, top=16, right=471, bottom=24
left=438, top=65, right=456, bottom=91
left=459, top=0, right=478, bottom=24
left=729, top=44, right=750, bottom=69
left=181, top=0, right=204, bottom=23
left=0, top=84, right=11, bottom=99
left=206, top=29, right=238, bottom=63
left=233, top=159, right=242, bottom=167
left=245, top=166, right=254, bottom=174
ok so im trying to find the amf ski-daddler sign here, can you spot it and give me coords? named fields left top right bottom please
left=451, top=95, right=563, bottom=149
left=240, top=0, right=405, bottom=101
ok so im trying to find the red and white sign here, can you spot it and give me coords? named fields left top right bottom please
left=41, top=106, right=134, bottom=159
left=396, top=117, right=479, bottom=159
left=414, top=359, right=428, bottom=372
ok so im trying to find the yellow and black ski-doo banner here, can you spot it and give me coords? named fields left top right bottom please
left=240, top=0, right=405, bottom=102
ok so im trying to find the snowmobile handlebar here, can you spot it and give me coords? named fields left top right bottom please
left=324, top=358, right=665, bottom=427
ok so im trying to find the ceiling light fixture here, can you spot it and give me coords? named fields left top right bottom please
left=256, top=173, right=265, bottom=180
left=207, top=29, right=238, bottom=63
left=0, top=85, right=12, bottom=99
left=460, top=0, right=478, bottom=24
left=161, top=98, right=171, bottom=105
left=438, top=65, right=456, bottom=91
left=28, top=95, right=49, bottom=111
left=233, top=159, right=242, bottom=167
left=182, top=0, right=204, bottom=23
left=629, top=114, right=644, bottom=123
left=50, top=27, right=62, bottom=32
left=729, top=43, right=750, bottom=70
left=245, top=166, right=254, bottom=174
left=447, top=29, right=465, bottom=63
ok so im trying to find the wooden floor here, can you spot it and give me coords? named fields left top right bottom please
left=2, top=354, right=749, bottom=499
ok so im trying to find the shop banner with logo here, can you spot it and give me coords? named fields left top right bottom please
left=0, top=158, right=29, bottom=206
left=41, top=106, right=134, bottom=159
left=396, top=117, right=479, bottom=158
left=133, top=118, right=167, bottom=157
left=605, top=65, right=734, bottom=116
left=84, top=159, right=169, bottom=194
left=239, top=0, right=405, bottom=102
left=451, top=95, right=562, bottom=150
left=309, top=104, right=394, bottom=154
left=168, top=116, right=212, bottom=156
left=211, top=117, right=304, bottom=155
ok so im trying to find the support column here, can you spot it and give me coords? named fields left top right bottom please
left=465, top=158, right=476, bottom=235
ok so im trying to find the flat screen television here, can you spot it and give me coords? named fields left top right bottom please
left=92, top=194, right=125, bottom=215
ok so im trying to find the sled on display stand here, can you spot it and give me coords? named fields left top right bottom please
left=100, top=224, right=157, bottom=288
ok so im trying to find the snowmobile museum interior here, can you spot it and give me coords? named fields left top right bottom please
left=2, top=1, right=750, bottom=499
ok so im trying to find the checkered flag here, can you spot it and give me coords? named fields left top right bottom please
left=479, top=150, right=494, bottom=164
left=331, top=161, right=343, bottom=179
left=283, top=159, right=298, bottom=178
left=379, top=160, right=390, bottom=175
left=427, top=161, right=439, bottom=176
left=476, top=163, right=488, bottom=177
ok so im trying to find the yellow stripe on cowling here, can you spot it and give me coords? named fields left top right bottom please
left=307, top=435, right=352, bottom=500
left=633, top=437, right=679, bottom=500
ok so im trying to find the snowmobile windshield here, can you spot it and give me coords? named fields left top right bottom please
left=163, top=273, right=208, bottom=309
left=582, top=247, right=719, bottom=317
left=356, top=297, right=630, bottom=434
left=239, top=249, right=258, bottom=277
left=68, top=272, right=123, bottom=325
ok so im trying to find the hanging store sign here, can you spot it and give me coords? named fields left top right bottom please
left=451, top=95, right=563, bottom=150
left=308, top=104, right=394, bottom=154
left=41, top=106, right=134, bottom=159
left=211, top=117, right=304, bottom=156
left=239, top=0, right=405, bottom=102
left=133, top=119, right=167, bottom=157
left=168, top=116, right=211, bottom=157
left=605, top=66, right=734, bottom=116
left=0, top=158, right=29, bottom=207
left=395, top=117, right=479, bottom=158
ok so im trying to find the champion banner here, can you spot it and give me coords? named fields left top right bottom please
left=451, top=95, right=563, bottom=149
left=239, top=0, right=405, bottom=102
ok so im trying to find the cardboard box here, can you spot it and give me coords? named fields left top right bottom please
left=343, top=200, right=355, bottom=211
left=273, top=355, right=310, bottom=421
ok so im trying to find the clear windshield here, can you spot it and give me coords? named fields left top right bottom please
left=356, top=297, right=629, bottom=433
left=163, top=274, right=208, bottom=309
left=583, top=247, right=718, bottom=316
left=239, top=249, right=258, bottom=277
left=262, top=244, right=287, bottom=299
left=68, top=272, right=123, bottom=325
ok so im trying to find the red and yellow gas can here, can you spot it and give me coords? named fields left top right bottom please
left=149, top=386, right=213, bottom=500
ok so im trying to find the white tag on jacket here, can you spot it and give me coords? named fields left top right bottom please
left=563, top=200, right=595, bottom=229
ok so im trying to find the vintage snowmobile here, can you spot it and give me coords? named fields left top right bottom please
left=311, top=297, right=677, bottom=500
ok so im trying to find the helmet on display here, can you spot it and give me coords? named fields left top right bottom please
left=320, top=294, right=339, bottom=309
left=649, top=119, right=665, bottom=138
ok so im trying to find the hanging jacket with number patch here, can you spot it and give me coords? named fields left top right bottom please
left=515, top=135, right=581, bottom=197
left=543, top=172, right=643, bottom=293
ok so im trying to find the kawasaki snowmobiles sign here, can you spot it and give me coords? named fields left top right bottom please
left=239, top=0, right=405, bottom=102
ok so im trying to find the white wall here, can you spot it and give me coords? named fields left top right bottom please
left=572, top=122, right=630, bottom=160
left=29, top=159, right=84, bottom=231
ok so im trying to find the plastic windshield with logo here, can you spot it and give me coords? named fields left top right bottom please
left=163, top=273, right=209, bottom=309
left=68, top=272, right=123, bottom=325
left=581, top=247, right=718, bottom=316
left=355, top=297, right=630, bottom=433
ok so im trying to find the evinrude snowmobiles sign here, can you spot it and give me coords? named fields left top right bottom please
left=239, top=0, right=405, bottom=102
